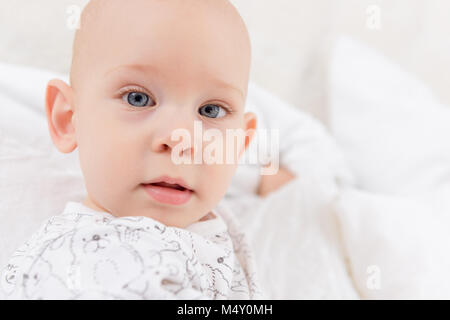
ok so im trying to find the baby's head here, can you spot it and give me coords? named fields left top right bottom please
left=45, top=0, right=256, bottom=228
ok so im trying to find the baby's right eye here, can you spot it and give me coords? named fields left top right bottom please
left=121, top=90, right=155, bottom=107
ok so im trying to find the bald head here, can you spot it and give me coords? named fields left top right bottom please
left=70, top=0, right=251, bottom=93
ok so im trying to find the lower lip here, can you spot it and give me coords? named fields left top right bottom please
left=142, top=184, right=193, bottom=205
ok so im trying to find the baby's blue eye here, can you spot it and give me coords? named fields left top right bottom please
left=123, top=91, right=153, bottom=107
left=198, top=104, right=227, bottom=118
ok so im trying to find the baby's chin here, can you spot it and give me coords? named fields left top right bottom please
left=83, top=194, right=214, bottom=228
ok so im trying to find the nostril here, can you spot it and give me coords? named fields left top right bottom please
left=156, top=143, right=170, bottom=152
left=92, top=234, right=100, bottom=241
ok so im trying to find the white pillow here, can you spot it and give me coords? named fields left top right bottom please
left=329, top=36, right=450, bottom=195
left=335, top=187, right=450, bottom=299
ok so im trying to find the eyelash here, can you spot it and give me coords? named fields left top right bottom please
left=117, top=86, right=234, bottom=116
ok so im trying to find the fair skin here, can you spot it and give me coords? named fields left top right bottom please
left=45, top=0, right=294, bottom=228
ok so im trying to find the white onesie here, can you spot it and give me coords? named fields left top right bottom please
left=0, top=201, right=264, bottom=300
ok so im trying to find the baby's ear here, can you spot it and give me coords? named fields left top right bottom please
left=45, top=79, right=77, bottom=153
left=240, top=112, right=257, bottom=157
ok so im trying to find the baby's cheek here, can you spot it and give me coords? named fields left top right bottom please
left=79, top=120, right=140, bottom=191
left=100, top=136, right=142, bottom=184
left=200, top=163, right=237, bottom=199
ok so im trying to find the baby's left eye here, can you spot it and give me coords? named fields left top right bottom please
left=198, top=104, right=227, bottom=118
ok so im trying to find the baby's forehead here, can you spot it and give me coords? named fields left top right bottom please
left=71, top=0, right=251, bottom=93
left=79, top=0, right=244, bottom=36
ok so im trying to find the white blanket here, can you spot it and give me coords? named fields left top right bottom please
left=328, top=37, right=450, bottom=299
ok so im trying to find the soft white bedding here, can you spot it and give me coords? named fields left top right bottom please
left=329, top=37, right=450, bottom=299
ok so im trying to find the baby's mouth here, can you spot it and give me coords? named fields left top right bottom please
left=145, top=181, right=189, bottom=192
left=141, top=178, right=194, bottom=206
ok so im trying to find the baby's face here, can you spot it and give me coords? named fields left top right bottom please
left=63, top=0, right=255, bottom=228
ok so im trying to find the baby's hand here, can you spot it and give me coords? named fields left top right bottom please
left=257, top=166, right=296, bottom=197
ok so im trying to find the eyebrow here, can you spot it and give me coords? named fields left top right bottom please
left=105, top=64, right=245, bottom=101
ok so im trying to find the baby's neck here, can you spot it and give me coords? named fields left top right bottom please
left=199, top=211, right=217, bottom=222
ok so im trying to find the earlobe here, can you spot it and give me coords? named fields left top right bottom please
left=45, top=79, right=77, bottom=153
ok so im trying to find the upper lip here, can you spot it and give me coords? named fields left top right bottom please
left=142, top=175, right=193, bottom=191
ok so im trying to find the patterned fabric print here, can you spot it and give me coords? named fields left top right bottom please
left=0, top=202, right=263, bottom=300
left=211, top=202, right=263, bottom=299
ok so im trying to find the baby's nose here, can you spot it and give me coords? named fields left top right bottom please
left=150, top=109, right=197, bottom=157
left=152, top=128, right=195, bottom=161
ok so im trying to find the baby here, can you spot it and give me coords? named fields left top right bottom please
left=0, top=0, right=268, bottom=299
